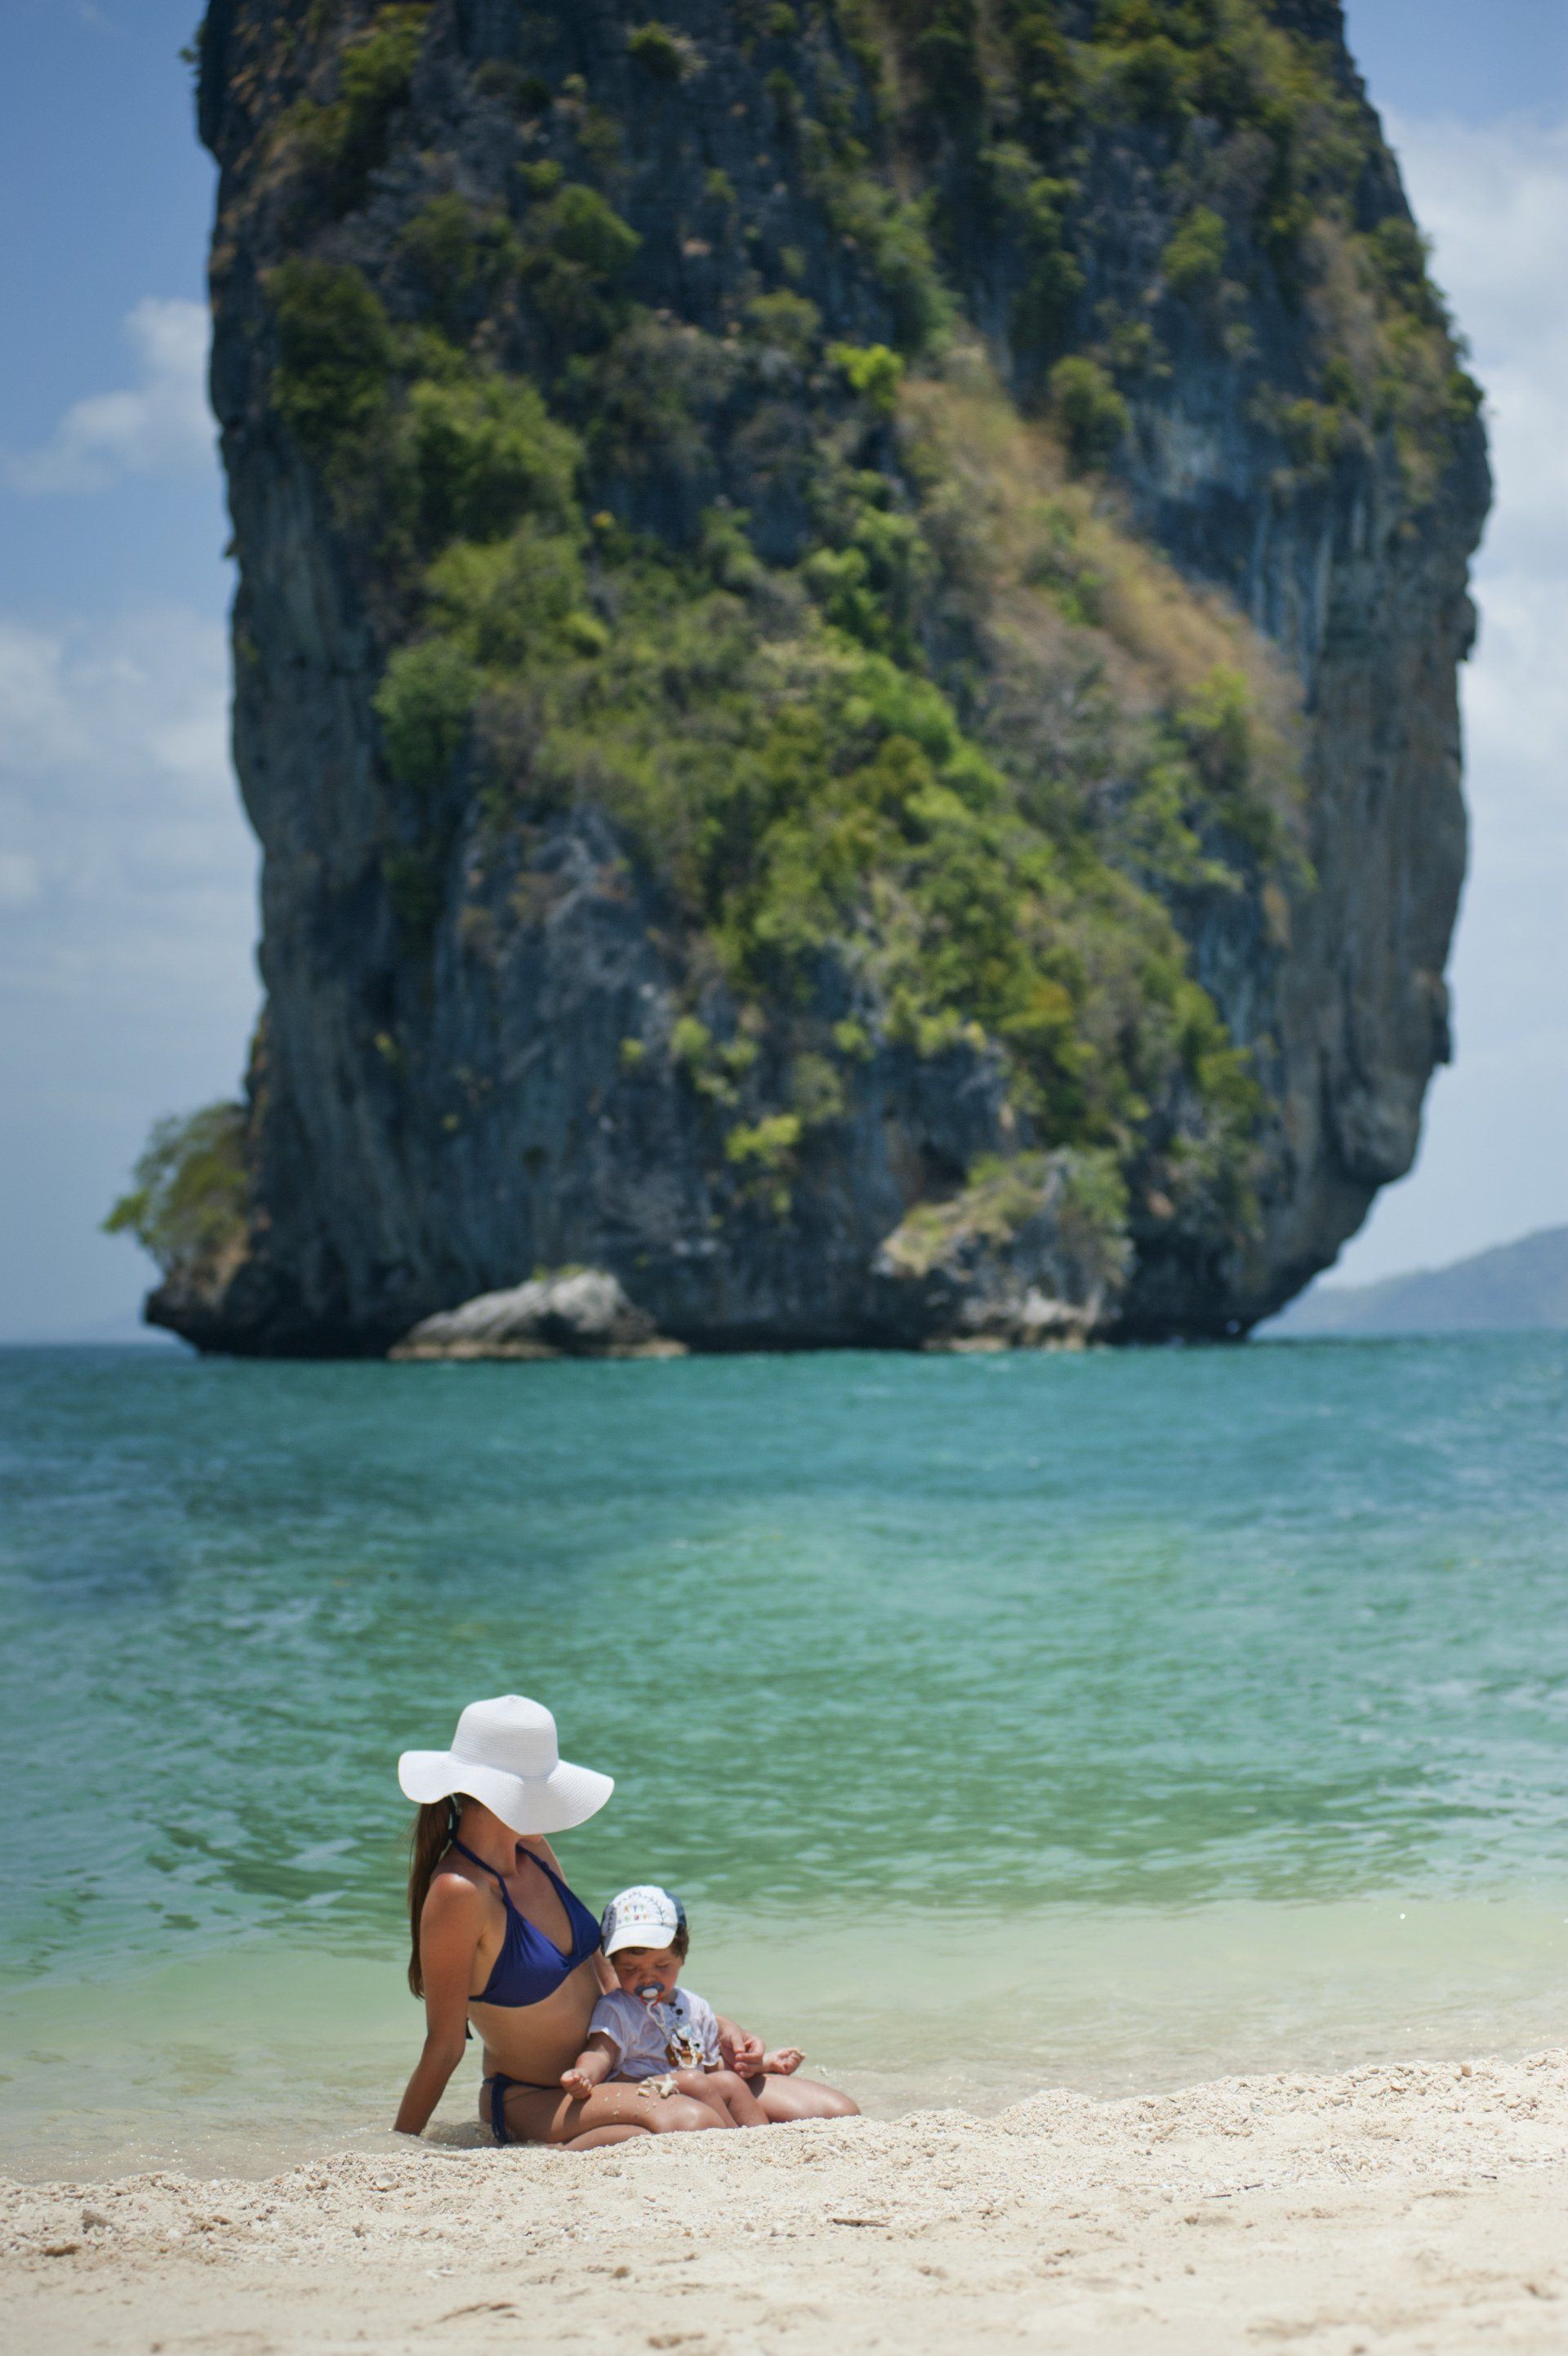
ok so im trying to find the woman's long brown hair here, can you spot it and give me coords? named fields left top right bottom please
left=407, top=1798, right=457, bottom=1997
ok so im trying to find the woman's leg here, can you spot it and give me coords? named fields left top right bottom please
left=591, top=2088, right=726, bottom=2137
left=666, top=2069, right=738, bottom=2127
left=749, top=2074, right=860, bottom=2123
left=489, top=2078, right=726, bottom=2145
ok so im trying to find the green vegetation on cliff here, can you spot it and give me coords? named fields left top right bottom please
left=122, top=0, right=1481, bottom=1341
left=105, top=1104, right=249, bottom=1282
left=260, top=0, right=1433, bottom=1241
left=272, top=238, right=1284, bottom=1223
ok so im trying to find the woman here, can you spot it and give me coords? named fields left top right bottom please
left=394, top=1695, right=724, bottom=2146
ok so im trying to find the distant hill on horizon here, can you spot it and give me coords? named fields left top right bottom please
left=1267, top=1226, right=1568, bottom=1335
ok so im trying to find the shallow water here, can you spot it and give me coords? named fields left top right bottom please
left=2, top=1336, right=1565, bottom=2178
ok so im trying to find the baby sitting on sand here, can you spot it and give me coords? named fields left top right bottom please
left=561, top=1884, right=804, bottom=2128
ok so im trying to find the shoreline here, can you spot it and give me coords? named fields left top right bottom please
left=7, top=2048, right=1567, bottom=2353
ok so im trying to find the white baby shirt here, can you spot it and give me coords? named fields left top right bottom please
left=588, top=1986, right=722, bottom=2078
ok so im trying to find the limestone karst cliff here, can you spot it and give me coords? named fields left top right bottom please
left=140, top=0, right=1487, bottom=1352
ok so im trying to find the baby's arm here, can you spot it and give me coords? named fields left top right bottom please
left=560, top=2032, right=620, bottom=2103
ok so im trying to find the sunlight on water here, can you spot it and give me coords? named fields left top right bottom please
left=1, top=1336, right=1564, bottom=2177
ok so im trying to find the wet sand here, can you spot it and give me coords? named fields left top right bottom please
left=5, top=2049, right=1568, bottom=2354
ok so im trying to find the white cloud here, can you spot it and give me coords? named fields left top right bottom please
left=5, top=298, right=214, bottom=494
left=1392, top=114, right=1568, bottom=359
left=0, top=599, right=258, bottom=1339
left=0, top=605, right=255, bottom=1004
left=1390, top=111, right=1568, bottom=905
left=1329, top=112, right=1568, bottom=1284
left=1462, top=572, right=1568, bottom=817
left=0, top=621, right=88, bottom=762
left=1392, top=114, right=1568, bottom=595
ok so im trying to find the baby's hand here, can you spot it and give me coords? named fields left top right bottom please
left=559, top=2066, right=597, bottom=2102
left=763, top=2046, right=804, bottom=2076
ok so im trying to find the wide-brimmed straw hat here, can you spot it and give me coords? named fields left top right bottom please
left=398, top=1695, right=613, bottom=1836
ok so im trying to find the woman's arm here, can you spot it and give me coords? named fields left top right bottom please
left=393, top=1875, right=483, bottom=2136
left=714, top=2013, right=766, bottom=2075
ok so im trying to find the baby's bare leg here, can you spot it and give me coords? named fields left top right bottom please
left=488, top=2078, right=722, bottom=2144
left=671, top=2067, right=769, bottom=2126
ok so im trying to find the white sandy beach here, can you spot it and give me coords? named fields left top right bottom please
left=6, top=2049, right=1568, bottom=2354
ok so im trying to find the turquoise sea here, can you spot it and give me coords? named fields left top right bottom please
left=2, top=1335, right=1566, bottom=2181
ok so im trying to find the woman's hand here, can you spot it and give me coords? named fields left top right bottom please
left=717, top=2017, right=765, bottom=2075
left=762, top=2046, right=804, bottom=2076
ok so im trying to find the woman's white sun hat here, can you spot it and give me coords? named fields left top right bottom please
left=398, top=1696, right=613, bottom=1836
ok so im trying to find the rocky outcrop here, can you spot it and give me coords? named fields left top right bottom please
left=390, top=1267, right=684, bottom=1357
left=872, top=1150, right=1130, bottom=1348
left=159, top=0, right=1488, bottom=1356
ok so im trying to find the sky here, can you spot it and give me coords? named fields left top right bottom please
left=0, top=2, right=1564, bottom=1338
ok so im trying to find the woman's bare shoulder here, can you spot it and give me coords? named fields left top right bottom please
left=421, top=1864, right=490, bottom=1922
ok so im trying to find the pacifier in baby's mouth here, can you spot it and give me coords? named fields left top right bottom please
left=635, top=1981, right=663, bottom=2005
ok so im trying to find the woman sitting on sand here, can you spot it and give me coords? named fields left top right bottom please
left=392, top=1695, right=854, bottom=2149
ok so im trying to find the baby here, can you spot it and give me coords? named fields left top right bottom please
left=562, top=1884, right=804, bottom=2128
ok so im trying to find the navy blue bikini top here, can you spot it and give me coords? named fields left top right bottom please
left=447, top=1837, right=601, bottom=2008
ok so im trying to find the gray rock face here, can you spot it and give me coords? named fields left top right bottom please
left=390, top=1267, right=684, bottom=1358
left=871, top=1151, right=1132, bottom=1349
left=168, top=0, right=1489, bottom=1356
left=1116, top=262, right=1480, bottom=1328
